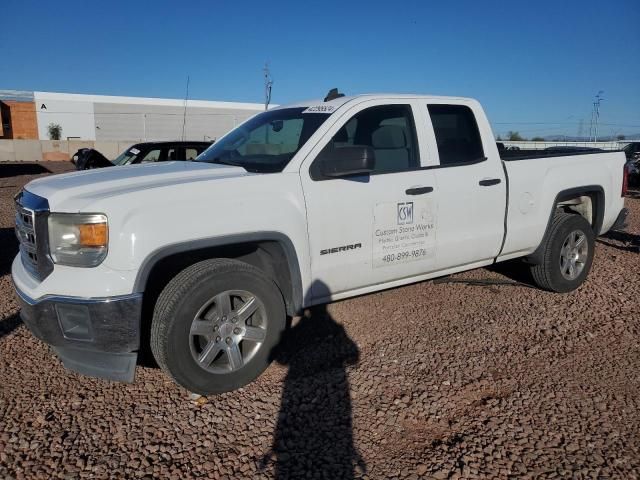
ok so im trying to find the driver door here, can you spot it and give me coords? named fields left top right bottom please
left=300, top=100, right=439, bottom=300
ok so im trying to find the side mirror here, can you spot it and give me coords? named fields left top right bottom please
left=318, top=145, right=376, bottom=178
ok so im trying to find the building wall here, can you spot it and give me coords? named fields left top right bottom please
left=1, top=90, right=267, bottom=143
left=0, top=102, right=10, bottom=137
left=0, top=139, right=138, bottom=161
left=32, top=91, right=264, bottom=141
left=34, top=92, right=96, bottom=140
left=1, top=101, right=38, bottom=139
left=93, top=103, right=256, bottom=141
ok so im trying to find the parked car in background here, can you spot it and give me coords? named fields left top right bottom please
left=71, top=148, right=112, bottom=169
left=622, top=141, right=640, bottom=160
left=72, top=141, right=212, bottom=170
left=622, top=142, right=640, bottom=187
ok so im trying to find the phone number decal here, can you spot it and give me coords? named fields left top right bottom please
left=372, top=200, right=436, bottom=268
left=381, top=248, right=429, bottom=264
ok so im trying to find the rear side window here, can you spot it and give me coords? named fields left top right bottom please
left=428, top=105, right=484, bottom=165
left=167, top=148, right=179, bottom=161
left=185, top=147, right=199, bottom=160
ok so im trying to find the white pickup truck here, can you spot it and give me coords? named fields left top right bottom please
left=12, top=92, right=629, bottom=394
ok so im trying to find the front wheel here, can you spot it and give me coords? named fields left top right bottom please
left=150, top=259, right=286, bottom=395
left=529, top=212, right=595, bottom=293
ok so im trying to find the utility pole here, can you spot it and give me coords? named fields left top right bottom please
left=263, top=63, right=273, bottom=111
left=181, top=76, right=190, bottom=141
left=589, top=91, right=604, bottom=142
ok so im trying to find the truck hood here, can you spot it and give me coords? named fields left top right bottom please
left=25, top=161, right=249, bottom=211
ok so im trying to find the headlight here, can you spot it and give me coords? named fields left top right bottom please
left=48, top=213, right=108, bottom=267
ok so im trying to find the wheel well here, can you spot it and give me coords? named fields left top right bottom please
left=557, top=195, right=594, bottom=226
left=524, top=186, right=604, bottom=265
left=137, top=240, right=299, bottom=364
left=554, top=187, right=604, bottom=234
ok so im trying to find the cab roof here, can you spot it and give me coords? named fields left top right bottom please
left=271, top=93, right=476, bottom=111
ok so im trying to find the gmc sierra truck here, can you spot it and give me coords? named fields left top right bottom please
left=12, top=93, right=629, bottom=395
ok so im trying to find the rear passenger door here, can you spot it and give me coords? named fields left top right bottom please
left=424, top=103, right=506, bottom=270
left=301, top=100, right=440, bottom=299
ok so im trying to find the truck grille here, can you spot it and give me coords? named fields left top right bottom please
left=14, top=190, right=53, bottom=280
left=15, top=204, right=39, bottom=277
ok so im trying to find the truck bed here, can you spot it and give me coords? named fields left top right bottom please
left=499, top=146, right=620, bottom=161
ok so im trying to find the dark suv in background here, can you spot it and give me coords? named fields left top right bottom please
left=73, top=141, right=212, bottom=170
left=623, top=142, right=640, bottom=187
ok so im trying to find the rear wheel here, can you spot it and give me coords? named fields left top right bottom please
left=530, top=212, right=595, bottom=293
left=150, top=259, right=286, bottom=394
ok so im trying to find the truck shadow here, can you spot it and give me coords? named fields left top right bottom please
left=486, top=259, right=537, bottom=287
left=0, top=227, right=18, bottom=277
left=0, top=163, right=51, bottom=178
left=598, top=230, right=640, bottom=253
left=261, top=281, right=366, bottom=479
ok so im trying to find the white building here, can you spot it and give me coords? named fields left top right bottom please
left=13, top=90, right=266, bottom=141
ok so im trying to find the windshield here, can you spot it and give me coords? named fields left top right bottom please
left=112, top=146, right=141, bottom=166
left=196, top=108, right=330, bottom=172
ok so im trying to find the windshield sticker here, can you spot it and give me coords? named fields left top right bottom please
left=302, top=105, right=337, bottom=114
left=372, top=199, right=436, bottom=268
left=129, top=148, right=140, bottom=155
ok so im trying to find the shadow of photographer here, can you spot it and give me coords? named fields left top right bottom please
left=262, top=280, right=365, bottom=479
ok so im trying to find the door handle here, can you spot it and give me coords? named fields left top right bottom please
left=479, top=178, right=501, bottom=186
left=405, top=186, right=434, bottom=195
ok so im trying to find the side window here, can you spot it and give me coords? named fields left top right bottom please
left=185, top=148, right=199, bottom=160
left=428, top=104, right=484, bottom=165
left=140, top=148, right=162, bottom=163
left=318, top=104, right=419, bottom=175
left=167, top=148, right=179, bottom=161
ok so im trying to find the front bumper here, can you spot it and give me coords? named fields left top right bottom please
left=14, top=287, right=142, bottom=382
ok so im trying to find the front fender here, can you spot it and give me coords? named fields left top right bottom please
left=131, top=231, right=305, bottom=314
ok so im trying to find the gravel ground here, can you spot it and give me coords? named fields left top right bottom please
left=1, top=162, right=639, bottom=479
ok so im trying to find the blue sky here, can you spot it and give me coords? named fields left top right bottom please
left=2, top=0, right=639, bottom=138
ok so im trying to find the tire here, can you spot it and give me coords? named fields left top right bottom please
left=150, top=258, right=286, bottom=395
left=530, top=212, right=595, bottom=293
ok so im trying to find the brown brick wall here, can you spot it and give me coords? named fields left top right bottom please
left=0, top=102, right=10, bottom=138
left=2, top=101, right=38, bottom=139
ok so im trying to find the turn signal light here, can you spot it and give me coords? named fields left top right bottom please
left=79, top=223, right=108, bottom=247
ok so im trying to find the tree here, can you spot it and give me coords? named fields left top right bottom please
left=496, top=135, right=502, bottom=141
left=47, top=123, right=62, bottom=140
left=507, top=131, right=525, bottom=141
left=617, top=134, right=626, bottom=140
left=531, top=136, right=545, bottom=142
